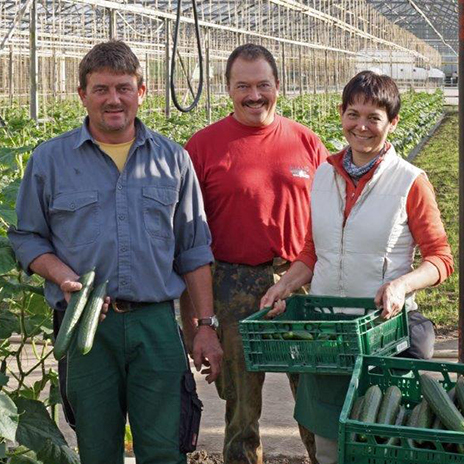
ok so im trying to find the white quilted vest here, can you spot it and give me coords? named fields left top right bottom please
left=309, top=146, right=424, bottom=314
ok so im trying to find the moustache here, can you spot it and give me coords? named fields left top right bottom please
left=103, top=106, right=124, bottom=112
left=243, top=99, right=267, bottom=106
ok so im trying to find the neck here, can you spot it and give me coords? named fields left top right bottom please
left=88, top=123, right=136, bottom=144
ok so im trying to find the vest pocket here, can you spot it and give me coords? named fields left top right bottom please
left=49, top=191, right=100, bottom=247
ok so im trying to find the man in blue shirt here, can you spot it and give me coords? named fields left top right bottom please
left=8, top=40, right=222, bottom=464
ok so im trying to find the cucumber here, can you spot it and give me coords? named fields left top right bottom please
left=53, top=269, right=95, bottom=360
left=432, top=388, right=456, bottom=429
left=420, top=374, right=464, bottom=432
left=456, top=377, right=464, bottom=412
left=415, top=399, right=434, bottom=445
left=350, top=396, right=364, bottom=420
left=406, top=403, right=422, bottom=449
left=292, top=330, right=314, bottom=341
left=377, top=385, right=402, bottom=425
left=386, top=406, right=408, bottom=446
left=358, top=385, right=382, bottom=441
left=77, top=280, right=108, bottom=355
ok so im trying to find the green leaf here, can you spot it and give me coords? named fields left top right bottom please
left=0, top=391, right=19, bottom=441
left=0, top=309, right=20, bottom=339
left=0, top=372, right=9, bottom=388
left=9, top=446, right=42, bottom=464
left=14, top=398, right=79, bottom=464
left=0, top=237, right=17, bottom=274
left=0, top=442, right=5, bottom=458
left=0, top=204, right=17, bottom=227
left=27, top=294, right=50, bottom=317
left=1, top=178, right=21, bottom=205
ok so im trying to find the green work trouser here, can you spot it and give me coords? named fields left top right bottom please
left=213, top=261, right=317, bottom=464
left=65, top=301, right=188, bottom=464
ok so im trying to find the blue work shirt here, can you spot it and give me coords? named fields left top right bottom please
left=8, top=118, right=213, bottom=310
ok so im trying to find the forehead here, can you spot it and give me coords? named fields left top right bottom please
left=85, top=69, right=138, bottom=87
left=229, top=57, right=275, bottom=83
left=345, top=96, right=388, bottom=114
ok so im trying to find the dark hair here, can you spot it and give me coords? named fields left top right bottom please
left=225, top=44, right=278, bottom=85
left=79, top=40, right=143, bottom=90
left=341, top=71, right=401, bottom=121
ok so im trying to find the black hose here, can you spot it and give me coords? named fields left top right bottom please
left=170, top=0, right=203, bottom=113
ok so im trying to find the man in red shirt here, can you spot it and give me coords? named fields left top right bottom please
left=182, top=44, right=329, bottom=464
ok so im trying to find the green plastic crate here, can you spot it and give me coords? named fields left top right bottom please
left=239, top=295, right=409, bottom=374
left=339, top=355, right=464, bottom=464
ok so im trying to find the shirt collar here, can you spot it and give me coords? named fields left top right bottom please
left=73, top=117, right=159, bottom=149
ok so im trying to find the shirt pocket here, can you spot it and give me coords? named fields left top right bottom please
left=142, top=186, right=178, bottom=240
left=49, top=191, right=100, bottom=247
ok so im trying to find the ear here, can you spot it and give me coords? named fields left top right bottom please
left=389, top=115, right=400, bottom=132
left=138, top=84, right=147, bottom=105
left=275, top=78, right=280, bottom=93
left=77, top=87, right=87, bottom=107
left=338, top=103, right=344, bottom=117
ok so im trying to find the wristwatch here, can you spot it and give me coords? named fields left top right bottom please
left=197, top=315, right=219, bottom=330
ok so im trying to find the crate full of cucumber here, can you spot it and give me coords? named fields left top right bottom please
left=339, top=355, right=464, bottom=464
left=54, top=269, right=108, bottom=360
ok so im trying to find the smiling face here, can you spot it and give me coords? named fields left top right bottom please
left=227, top=57, right=279, bottom=127
left=340, top=97, right=399, bottom=165
left=78, top=69, right=146, bottom=143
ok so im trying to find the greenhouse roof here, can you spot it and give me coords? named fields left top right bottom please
left=366, top=0, right=458, bottom=60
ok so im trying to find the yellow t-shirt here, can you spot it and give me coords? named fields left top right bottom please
left=96, top=139, right=134, bottom=172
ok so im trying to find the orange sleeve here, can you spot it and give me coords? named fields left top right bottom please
left=294, top=207, right=318, bottom=271
left=407, top=174, right=454, bottom=284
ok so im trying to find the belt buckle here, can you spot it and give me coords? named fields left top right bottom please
left=272, top=257, right=287, bottom=267
left=112, top=299, right=132, bottom=313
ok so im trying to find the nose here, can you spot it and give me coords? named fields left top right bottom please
left=357, top=119, right=368, bottom=131
left=107, top=88, right=121, bottom=105
left=248, top=86, right=261, bottom=101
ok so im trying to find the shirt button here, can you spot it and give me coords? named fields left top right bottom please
left=121, top=246, right=127, bottom=252
left=118, top=215, right=125, bottom=221
left=117, top=184, right=123, bottom=190
left=70, top=202, right=76, bottom=209
left=121, top=280, right=127, bottom=286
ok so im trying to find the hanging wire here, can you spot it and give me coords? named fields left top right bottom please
left=170, top=0, right=203, bottom=112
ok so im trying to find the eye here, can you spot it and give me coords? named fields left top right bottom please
left=94, top=88, right=106, bottom=94
left=259, top=83, right=271, bottom=89
left=237, top=84, right=248, bottom=90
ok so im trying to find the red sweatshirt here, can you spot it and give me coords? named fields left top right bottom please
left=186, top=114, right=329, bottom=265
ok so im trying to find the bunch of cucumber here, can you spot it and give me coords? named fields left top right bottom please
left=350, top=375, right=464, bottom=451
left=53, top=269, right=108, bottom=360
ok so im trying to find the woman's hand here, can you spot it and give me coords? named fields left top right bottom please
left=374, top=279, right=407, bottom=319
left=260, top=281, right=292, bottom=318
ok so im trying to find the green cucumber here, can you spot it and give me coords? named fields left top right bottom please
left=77, top=281, right=108, bottom=355
left=456, top=377, right=464, bottom=412
left=292, top=330, right=314, bottom=341
left=358, top=385, right=382, bottom=441
left=350, top=396, right=364, bottom=420
left=53, top=269, right=95, bottom=360
left=377, top=385, right=402, bottom=425
left=420, top=374, right=464, bottom=432
left=415, top=399, right=434, bottom=445
left=432, top=387, right=456, bottom=429
left=386, top=406, right=408, bottom=446
left=406, top=403, right=422, bottom=449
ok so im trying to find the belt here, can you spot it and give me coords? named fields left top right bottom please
left=112, top=299, right=153, bottom=313
left=215, top=257, right=288, bottom=268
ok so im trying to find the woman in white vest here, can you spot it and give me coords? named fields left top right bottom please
left=260, top=71, right=453, bottom=464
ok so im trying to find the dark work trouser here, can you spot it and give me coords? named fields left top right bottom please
left=55, top=302, right=188, bottom=464
left=213, top=260, right=317, bottom=464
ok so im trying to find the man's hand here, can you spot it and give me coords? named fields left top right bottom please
left=60, top=279, right=110, bottom=322
left=192, top=327, right=223, bottom=384
left=374, top=279, right=407, bottom=319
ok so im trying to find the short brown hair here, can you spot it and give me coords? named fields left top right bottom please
left=225, top=44, right=278, bottom=85
left=79, top=40, right=143, bottom=90
left=341, top=71, right=401, bottom=121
